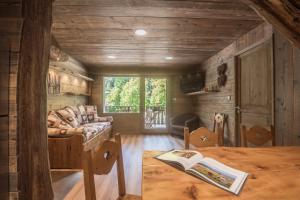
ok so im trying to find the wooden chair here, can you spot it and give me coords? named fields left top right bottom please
left=184, top=127, right=220, bottom=149
left=241, top=125, right=275, bottom=147
left=212, top=113, right=226, bottom=146
left=82, top=133, right=140, bottom=200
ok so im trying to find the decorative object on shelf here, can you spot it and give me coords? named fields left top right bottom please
left=47, top=70, right=60, bottom=94
left=217, top=63, right=227, bottom=87
left=204, top=84, right=220, bottom=92
left=50, top=45, right=69, bottom=62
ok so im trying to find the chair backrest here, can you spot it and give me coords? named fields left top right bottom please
left=184, top=127, right=219, bottom=149
left=92, top=133, right=126, bottom=197
left=241, top=125, right=275, bottom=147
left=213, top=113, right=226, bottom=145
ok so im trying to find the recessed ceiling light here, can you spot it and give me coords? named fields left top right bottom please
left=107, top=55, right=116, bottom=59
left=165, top=56, right=173, bottom=60
left=135, top=29, right=147, bottom=36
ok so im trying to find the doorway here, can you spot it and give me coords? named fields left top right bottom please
left=144, top=78, right=167, bottom=131
left=235, top=40, right=274, bottom=146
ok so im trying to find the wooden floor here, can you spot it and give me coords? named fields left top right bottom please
left=51, top=134, right=184, bottom=200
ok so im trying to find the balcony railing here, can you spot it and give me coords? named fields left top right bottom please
left=145, top=106, right=166, bottom=129
left=104, top=105, right=167, bottom=129
left=104, top=105, right=139, bottom=113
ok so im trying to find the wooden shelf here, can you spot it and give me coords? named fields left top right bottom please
left=185, top=90, right=219, bottom=96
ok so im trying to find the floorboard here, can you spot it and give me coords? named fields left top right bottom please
left=51, top=134, right=184, bottom=200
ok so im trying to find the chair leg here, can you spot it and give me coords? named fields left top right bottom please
left=115, top=134, right=126, bottom=196
left=82, top=151, right=96, bottom=200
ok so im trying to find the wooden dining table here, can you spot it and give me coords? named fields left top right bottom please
left=142, top=147, right=300, bottom=200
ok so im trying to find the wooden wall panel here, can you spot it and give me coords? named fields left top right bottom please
left=0, top=117, right=9, bottom=200
left=195, top=23, right=273, bottom=146
left=0, top=40, right=9, bottom=199
left=274, top=31, right=300, bottom=146
left=1, top=1, right=23, bottom=198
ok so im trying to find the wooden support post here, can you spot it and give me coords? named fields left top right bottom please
left=115, top=133, right=126, bottom=196
left=184, top=127, right=190, bottom=150
left=18, top=0, right=53, bottom=199
left=82, top=151, right=96, bottom=200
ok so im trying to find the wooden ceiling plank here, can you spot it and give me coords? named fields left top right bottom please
left=52, top=0, right=262, bottom=68
left=53, top=6, right=260, bottom=20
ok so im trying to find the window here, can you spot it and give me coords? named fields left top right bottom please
left=104, top=77, right=140, bottom=113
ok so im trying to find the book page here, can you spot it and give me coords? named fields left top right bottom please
left=156, top=150, right=203, bottom=170
left=188, top=158, right=248, bottom=194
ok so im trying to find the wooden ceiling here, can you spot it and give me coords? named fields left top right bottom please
left=52, top=0, right=263, bottom=69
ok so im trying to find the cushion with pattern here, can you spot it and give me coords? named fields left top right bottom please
left=78, top=105, right=89, bottom=124
left=85, top=105, right=98, bottom=123
left=47, top=111, right=72, bottom=129
left=65, top=106, right=83, bottom=124
left=56, top=108, right=80, bottom=128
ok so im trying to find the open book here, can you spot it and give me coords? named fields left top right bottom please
left=156, top=150, right=248, bottom=195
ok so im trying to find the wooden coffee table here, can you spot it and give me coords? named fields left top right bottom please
left=142, top=147, right=300, bottom=200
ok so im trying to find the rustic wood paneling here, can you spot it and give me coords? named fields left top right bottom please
left=195, top=23, right=273, bottom=146
left=274, top=31, right=300, bottom=146
left=52, top=0, right=262, bottom=68
left=0, top=39, right=9, bottom=200
left=1, top=1, right=23, bottom=199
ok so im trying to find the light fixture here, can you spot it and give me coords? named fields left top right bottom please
left=165, top=56, right=173, bottom=60
left=107, top=55, right=116, bottom=59
left=135, top=29, right=147, bottom=36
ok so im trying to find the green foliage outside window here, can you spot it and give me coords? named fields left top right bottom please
left=145, top=78, right=166, bottom=108
left=104, top=77, right=140, bottom=113
left=104, top=77, right=166, bottom=113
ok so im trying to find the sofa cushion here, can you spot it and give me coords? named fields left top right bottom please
left=48, top=111, right=72, bottom=129
left=98, top=116, right=114, bottom=123
left=56, top=108, right=80, bottom=128
left=65, top=106, right=83, bottom=124
left=78, top=105, right=89, bottom=124
left=85, top=105, right=98, bottom=123
left=82, top=122, right=111, bottom=140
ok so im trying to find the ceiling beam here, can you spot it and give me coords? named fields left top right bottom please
left=244, top=0, right=300, bottom=48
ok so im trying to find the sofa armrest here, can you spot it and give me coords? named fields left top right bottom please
left=184, top=116, right=199, bottom=132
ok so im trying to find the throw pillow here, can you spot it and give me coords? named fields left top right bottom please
left=65, top=106, right=83, bottom=124
left=56, top=108, right=80, bottom=128
left=47, top=111, right=72, bottom=129
left=85, top=105, right=98, bottom=123
left=78, top=105, right=89, bottom=124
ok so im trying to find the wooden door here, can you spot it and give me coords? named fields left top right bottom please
left=0, top=39, right=9, bottom=199
left=236, top=40, right=273, bottom=146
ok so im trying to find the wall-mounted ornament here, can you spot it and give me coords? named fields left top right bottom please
left=217, top=63, right=227, bottom=87
left=50, top=45, right=69, bottom=62
left=47, top=70, right=60, bottom=94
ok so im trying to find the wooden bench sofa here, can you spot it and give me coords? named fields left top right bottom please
left=47, top=105, right=113, bottom=170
